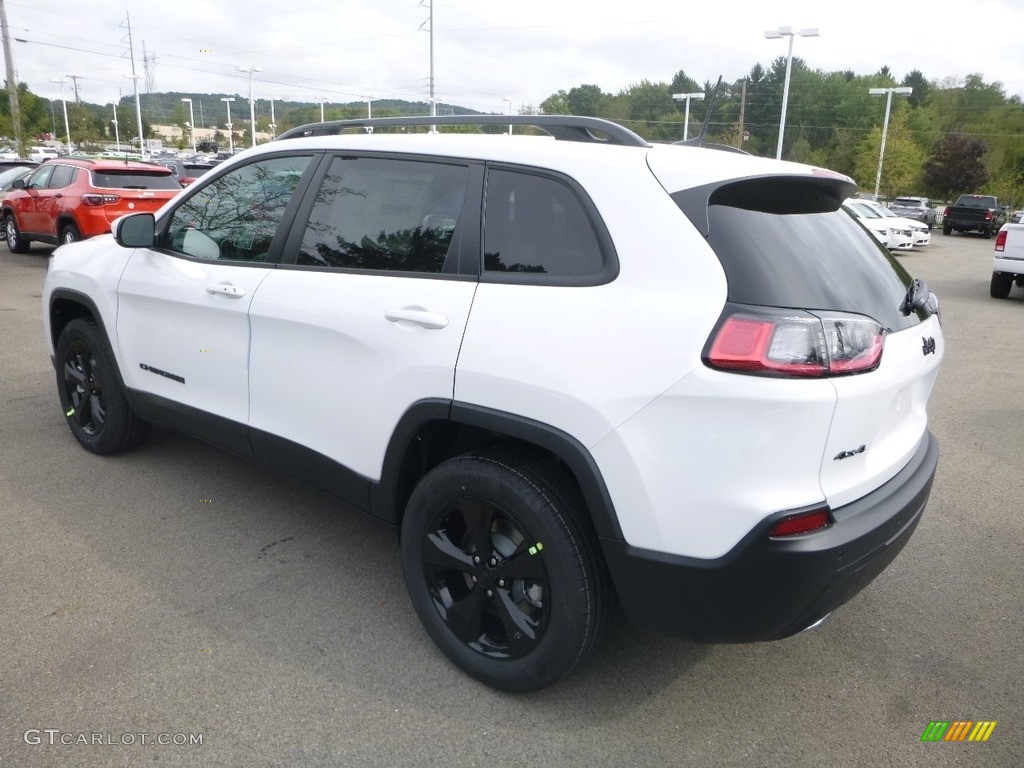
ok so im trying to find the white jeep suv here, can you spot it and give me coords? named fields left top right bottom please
left=42, top=116, right=944, bottom=691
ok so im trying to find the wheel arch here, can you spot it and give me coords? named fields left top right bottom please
left=372, top=400, right=624, bottom=541
left=48, top=289, right=111, bottom=358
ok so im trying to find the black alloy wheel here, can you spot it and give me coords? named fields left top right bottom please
left=401, top=450, right=609, bottom=691
left=420, top=496, right=550, bottom=660
left=62, top=337, right=106, bottom=436
left=55, top=319, right=147, bottom=454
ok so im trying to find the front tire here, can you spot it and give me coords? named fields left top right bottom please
left=990, top=271, right=1013, bottom=299
left=55, top=319, right=147, bottom=454
left=6, top=213, right=29, bottom=253
left=401, top=449, right=609, bottom=691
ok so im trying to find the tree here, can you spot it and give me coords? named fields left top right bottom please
left=565, top=84, right=606, bottom=116
left=853, top=109, right=926, bottom=197
left=922, top=134, right=989, bottom=200
left=901, top=70, right=932, bottom=108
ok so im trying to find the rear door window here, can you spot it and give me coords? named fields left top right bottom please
left=293, top=156, right=471, bottom=274
left=47, top=164, right=76, bottom=189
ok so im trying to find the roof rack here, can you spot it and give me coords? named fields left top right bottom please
left=274, top=114, right=650, bottom=147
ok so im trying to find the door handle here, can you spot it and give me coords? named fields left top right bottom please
left=206, top=284, right=245, bottom=298
left=384, top=308, right=448, bottom=329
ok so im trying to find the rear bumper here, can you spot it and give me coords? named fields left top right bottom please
left=994, top=255, right=1024, bottom=276
left=600, top=431, right=938, bottom=642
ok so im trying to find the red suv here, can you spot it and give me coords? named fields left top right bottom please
left=4, top=158, right=181, bottom=251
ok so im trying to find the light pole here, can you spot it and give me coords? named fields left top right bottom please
left=672, top=92, right=705, bottom=141
left=181, top=97, right=196, bottom=153
left=869, top=86, right=913, bottom=200
left=238, top=65, right=262, bottom=147
left=108, top=102, right=120, bottom=154
left=764, top=26, right=819, bottom=160
left=319, top=98, right=326, bottom=123
left=269, top=98, right=276, bottom=138
left=221, top=97, right=235, bottom=153
left=122, top=73, right=145, bottom=159
left=504, top=96, right=513, bottom=135
left=49, top=77, right=71, bottom=152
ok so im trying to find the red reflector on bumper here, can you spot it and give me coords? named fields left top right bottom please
left=770, top=509, right=831, bottom=537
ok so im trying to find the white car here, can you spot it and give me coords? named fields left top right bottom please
left=862, top=199, right=931, bottom=247
left=844, top=199, right=915, bottom=250
left=41, top=115, right=944, bottom=691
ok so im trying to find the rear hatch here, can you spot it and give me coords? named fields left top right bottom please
left=90, top=168, right=181, bottom=220
left=655, top=160, right=943, bottom=509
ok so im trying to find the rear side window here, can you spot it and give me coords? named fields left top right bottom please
left=483, top=169, right=607, bottom=281
left=92, top=170, right=180, bottom=190
left=673, top=177, right=920, bottom=331
left=295, top=156, right=469, bottom=274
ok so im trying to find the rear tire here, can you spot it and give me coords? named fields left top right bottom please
left=55, top=319, right=147, bottom=454
left=60, top=223, right=81, bottom=245
left=990, top=272, right=1013, bottom=299
left=942, top=222, right=952, bottom=236
left=401, top=449, right=610, bottom=691
left=983, top=226, right=993, bottom=239
left=5, top=213, right=29, bottom=253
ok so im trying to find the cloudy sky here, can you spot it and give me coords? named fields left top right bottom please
left=5, top=0, right=1024, bottom=115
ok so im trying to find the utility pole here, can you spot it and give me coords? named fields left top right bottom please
left=0, top=0, right=24, bottom=156
left=67, top=73, right=82, bottom=102
left=736, top=79, right=746, bottom=149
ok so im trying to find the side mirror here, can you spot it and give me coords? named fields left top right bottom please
left=11, top=178, right=25, bottom=189
left=113, top=213, right=155, bottom=248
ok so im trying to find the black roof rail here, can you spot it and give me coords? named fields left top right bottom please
left=274, top=114, right=650, bottom=147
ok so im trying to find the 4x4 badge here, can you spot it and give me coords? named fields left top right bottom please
left=922, top=337, right=936, bottom=356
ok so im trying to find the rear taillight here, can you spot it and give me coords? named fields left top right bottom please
left=705, top=309, right=885, bottom=378
left=81, top=193, right=120, bottom=206
left=984, top=211, right=994, bottom=221
left=943, top=206, right=950, bottom=217
left=769, top=508, right=832, bottom=537
left=995, top=229, right=1007, bottom=252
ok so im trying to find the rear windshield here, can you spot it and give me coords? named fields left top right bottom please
left=91, top=170, right=180, bottom=190
left=956, top=196, right=995, bottom=209
left=892, top=198, right=923, bottom=207
left=672, top=179, right=921, bottom=331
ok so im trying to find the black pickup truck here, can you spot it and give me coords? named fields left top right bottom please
left=942, top=194, right=1007, bottom=238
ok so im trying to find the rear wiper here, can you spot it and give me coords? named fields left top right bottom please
left=901, top=278, right=930, bottom=314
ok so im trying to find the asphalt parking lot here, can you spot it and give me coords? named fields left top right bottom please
left=1, top=232, right=1020, bottom=767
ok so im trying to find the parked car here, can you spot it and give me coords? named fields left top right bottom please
left=154, top=160, right=214, bottom=187
left=4, top=157, right=181, bottom=250
left=843, top=199, right=915, bottom=250
left=27, top=146, right=60, bottom=163
left=0, top=165, right=34, bottom=199
left=0, top=158, right=39, bottom=172
left=942, top=194, right=1006, bottom=237
left=992, top=222, right=1024, bottom=298
left=888, top=196, right=936, bottom=228
left=859, top=199, right=930, bottom=247
left=42, top=115, right=944, bottom=691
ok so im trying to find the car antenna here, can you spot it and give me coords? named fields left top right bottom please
left=674, top=76, right=722, bottom=149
